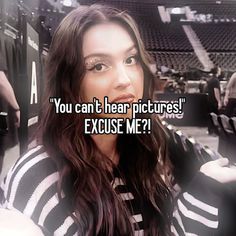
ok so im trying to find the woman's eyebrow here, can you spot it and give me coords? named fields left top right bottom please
left=84, top=53, right=109, bottom=60
left=84, top=45, right=137, bottom=60
left=125, top=45, right=137, bottom=53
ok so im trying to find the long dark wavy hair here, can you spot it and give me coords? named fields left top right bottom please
left=39, top=4, right=173, bottom=236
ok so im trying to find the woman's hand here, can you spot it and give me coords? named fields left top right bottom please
left=200, top=158, right=236, bottom=183
left=224, top=97, right=228, bottom=107
left=0, top=208, right=44, bottom=236
left=13, top=110, right=20, bottom=128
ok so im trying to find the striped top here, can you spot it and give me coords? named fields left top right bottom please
left=0, top=145, right=221, bottom=235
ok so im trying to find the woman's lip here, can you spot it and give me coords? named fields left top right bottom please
left=113, top=97, right=134, bottom=103
left=111, top=94, right=135, bottom=103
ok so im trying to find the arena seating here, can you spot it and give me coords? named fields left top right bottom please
left=209, top=53, right=236, bottom=71
left=192, top=24, right=236, bottom=52
left=95, top=0, right=236, bottom=72
left=161, top=121, right=222, bottom=188
left=209, top=113, right=236, bottom=161
left=97, top=1, right=162, bottom=22
left=149, top=52, right=203, bottom=71
left=230, top=117, right=236, bottom=135
left=139, top=23, right=193, bottom=52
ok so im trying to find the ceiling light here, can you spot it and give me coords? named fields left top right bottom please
left=171, top=8, right=182, bottom=14
left=63, top=0, right=72, bottom=7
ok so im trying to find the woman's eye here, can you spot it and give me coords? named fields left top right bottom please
left=125, top=55, right=138, bottom=65
left=90, top=63, right=108, bottom=72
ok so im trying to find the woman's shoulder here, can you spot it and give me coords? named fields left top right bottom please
left=0, top=145, right=60, bottom=211
left=0, top=146, right=78, bottom=235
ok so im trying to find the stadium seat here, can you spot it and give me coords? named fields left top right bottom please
left=229, top=117, right=236, bottom=135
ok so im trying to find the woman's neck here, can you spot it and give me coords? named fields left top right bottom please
left=91, top=134, right=119, bottom=165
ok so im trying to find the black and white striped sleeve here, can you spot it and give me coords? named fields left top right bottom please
left=171, top=172, right=222, bottom=236
left=0, top=145, right=78, bottom=236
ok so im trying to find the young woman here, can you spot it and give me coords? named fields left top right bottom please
left=1, top=4, right=236, bottom=236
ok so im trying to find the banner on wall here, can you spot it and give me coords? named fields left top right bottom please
left=26, top=22, right=40, bottom=144
left=155, top=93, right=208, bottom=126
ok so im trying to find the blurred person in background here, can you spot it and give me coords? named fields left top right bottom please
left=224, top=72, right=236, bottom=117
left=0, top=55, right=20, bottom=174
left=206, top=67, right=222, bottom=135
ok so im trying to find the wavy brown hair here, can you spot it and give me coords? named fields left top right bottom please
left=39, top=4, right=173, bottom=236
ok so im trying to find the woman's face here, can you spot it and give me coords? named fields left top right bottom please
left=81, top=22, right=144, bottom=118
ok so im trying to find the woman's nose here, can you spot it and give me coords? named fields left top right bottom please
left=114, top=64, right=132, bottom=88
